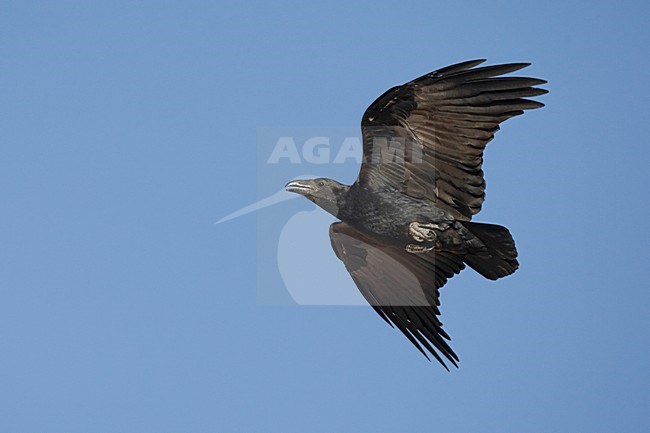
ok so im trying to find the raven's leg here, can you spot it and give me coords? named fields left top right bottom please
left=408, top=222, right=445, bottom=242
left=405, top=244, right=434, bottom=254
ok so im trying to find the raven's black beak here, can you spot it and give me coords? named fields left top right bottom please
left=285, top=180, right=314, bottom=195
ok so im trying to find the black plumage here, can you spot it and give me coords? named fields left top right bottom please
left=285, top=59, right=547, bottom=368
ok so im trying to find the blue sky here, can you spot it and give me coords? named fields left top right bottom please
left=1, top=1, right=649, bottom=432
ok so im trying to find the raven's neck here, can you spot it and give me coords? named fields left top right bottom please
left=330, top=184, right=355, bottom=221
left=317, top=184, right=351, bottom=220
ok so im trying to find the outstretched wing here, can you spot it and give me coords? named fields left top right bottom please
left=329, top=222, right=465, bottom=369
left=358, top=59, right=547, bottom=220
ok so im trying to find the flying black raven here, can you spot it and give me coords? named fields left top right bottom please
left=285, top=59, right=547, bottom=369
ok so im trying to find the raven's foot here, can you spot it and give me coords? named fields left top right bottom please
left=408, top=222, right=442, bottom=242
left=406, top=244, right=434, bottom=254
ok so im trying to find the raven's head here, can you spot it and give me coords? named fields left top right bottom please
left=285, top=178, right=349, bottom=217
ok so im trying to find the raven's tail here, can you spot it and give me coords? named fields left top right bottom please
left=461, top=222, right=519, bottom=280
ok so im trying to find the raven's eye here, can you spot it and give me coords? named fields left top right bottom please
left=318, top=181, right=325, bottom=187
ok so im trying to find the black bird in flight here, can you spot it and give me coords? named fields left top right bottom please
left=285, top=59, right=547, bottom=369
